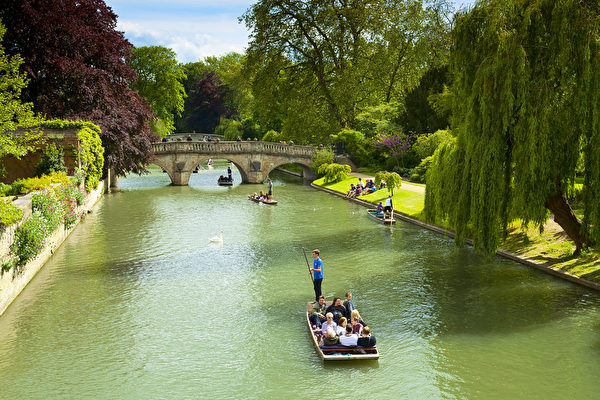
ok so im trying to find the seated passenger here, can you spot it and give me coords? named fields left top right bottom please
left=325, top=297, right=346, bottom=323
left=252, top=192, right=259, bottom=199
left=320, top=312, right=337, bottom=335
left=322, top=327, right=339, bottom=346
left=351, top=316, right=363, bottom=335
left=357, top=326, right=376, bottom=347
left=339, top=324, right=358, bottom=347
left=351, top=309, right=365, bottom=326
left=376, top=202, right=384, bottom=218
left=335, top=317, right=348, bottom=337
left=309, top=295, right=327, bottom=328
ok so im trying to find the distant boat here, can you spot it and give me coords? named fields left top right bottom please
left=306, top=301, right=379, bottom=361
left=218, top=177, right=233, bottom=186
left=366, top=209, right=395, bottom=225
left=247, top=195, right=277, bottom=205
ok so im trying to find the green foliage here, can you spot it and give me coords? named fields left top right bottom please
left=426, top=0, right=600, bottom=253
left=0, top=20, right=42, bottom=170
left=0, top=200, right=23, bottom=228
left=71, top=168, right=85, bottom=187
left=262, top=130, right=284, bottom=142
left=56, top=185, right=84, bottom=228
left=375, top=171, right=402, bottom=196
left=11, top=211, right=48, bottom=266
left=8, top=172, right=71, bottom=195
left=317, top=163, right=351, bottom=184
left=311, top=147, right=335, bottom=174
left=215, top=118, right=243, bottom=141
left=34, top=142, right=66, bottom=176
left=242, top=0, right=451, bottom=144
left=413, top=130, right=453, bottom=160
left=128, top=46, right=187, bottom=136
left=76, top=124, right=104, bottom=191
left=411, top=155, right=434, bottom=182
left=32, top=189, right=63, bottom=232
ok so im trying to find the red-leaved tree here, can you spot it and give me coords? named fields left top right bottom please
left=0, top=0, right=157, bottom=176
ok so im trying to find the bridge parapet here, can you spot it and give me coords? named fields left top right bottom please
left=152, top=141, right=315, bottom=158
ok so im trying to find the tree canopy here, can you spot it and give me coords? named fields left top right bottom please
left=242, top=0, right=452, bottom=142
left=425, top=0, right=600, bottom=253
left=0, top=0, right=157, bottom=176
left=128, top=46, right=187, bottom=137
left=0, top=19, right=41, bottom=170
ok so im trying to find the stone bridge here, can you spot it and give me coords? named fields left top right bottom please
left=152, top=141, right=319, bottom=185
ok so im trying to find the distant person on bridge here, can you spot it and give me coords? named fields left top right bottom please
left=161, top=137, right=167, bottom=142
left=236, top=136, right=242, bottom=142
left=187, top=135, right=192, bottom=141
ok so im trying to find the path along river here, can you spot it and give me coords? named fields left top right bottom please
left=0, top=164, right=599, bottom=399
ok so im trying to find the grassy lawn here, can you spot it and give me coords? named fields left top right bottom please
left=313, top=176, right=424, bottom=217
left=313, top=175, right=600, bottom=284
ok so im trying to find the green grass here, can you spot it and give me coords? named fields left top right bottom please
left=313, top=176, right=424, bottom=217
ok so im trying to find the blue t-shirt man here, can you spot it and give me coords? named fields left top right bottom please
left=310, top=249, right=323, bottom=302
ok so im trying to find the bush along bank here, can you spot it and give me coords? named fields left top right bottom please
left=312, top=175, right=600, bottom=291
left=0, top=176, right=104, bottom=316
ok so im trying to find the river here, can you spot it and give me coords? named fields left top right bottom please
left=0, top=164, right=599, bottom=399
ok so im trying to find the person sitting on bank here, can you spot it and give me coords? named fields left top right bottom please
left=378, top=181, right=386, bottom=190
left=322, top=327, right=339, bottom=346
left=357, top=326, right=376, bottom=347
left=354, top=185, right=363, bottom=197
left=326, top=297, right=346, bottom=323
left=309, top=295, right=327, bottom=328
left=339, top=324, right=358, bottom=347
left=346, top=184, right=356, bottom=198
left=343, top=292, right=355, bottom=320
left=320, top=312, right=337, bottom=335
left=376, top=202, right=384, bottom=218
left=336, top=317, right=348, bottom=337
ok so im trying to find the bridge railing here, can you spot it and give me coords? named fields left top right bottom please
left=152, top=141, right=316, bottom=158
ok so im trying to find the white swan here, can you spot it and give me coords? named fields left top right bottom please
left=209, top=231, right=223, bottom=243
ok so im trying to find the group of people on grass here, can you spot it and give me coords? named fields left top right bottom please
left=310, top=293, right=377, bottom=348
left=346, top=178, right=386, bottom=198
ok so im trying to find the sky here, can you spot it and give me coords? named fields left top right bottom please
left=108, top=0, right=476, bottom=64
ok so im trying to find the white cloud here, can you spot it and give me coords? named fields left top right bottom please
left=117, top=17, right=250, bottom=63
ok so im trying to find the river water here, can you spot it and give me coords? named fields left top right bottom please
left=0, top=164, right=599, bottom=399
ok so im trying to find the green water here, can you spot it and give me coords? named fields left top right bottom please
left=0, top=166, right=599, bottom=399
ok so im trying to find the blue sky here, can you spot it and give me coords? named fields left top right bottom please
left=107, top=0, right=476, bottom=63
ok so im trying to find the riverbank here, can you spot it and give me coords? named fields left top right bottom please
left=312, top=175, right=600, bottom=290
left=0, top=181, right=105, bottom=316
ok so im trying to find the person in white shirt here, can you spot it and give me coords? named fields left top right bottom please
left=336, top=317, right=348, bottom=336
left=320, top=312, right=337, bottom=335
left=339, top=324, right=358, bottom=346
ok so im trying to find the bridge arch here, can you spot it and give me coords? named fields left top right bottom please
left=152, top=141, right=317, bottom=186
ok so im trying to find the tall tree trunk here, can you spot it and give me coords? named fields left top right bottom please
left=544, top=191, right=593, bottom=253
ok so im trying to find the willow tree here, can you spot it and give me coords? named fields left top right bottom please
left=425, top=0, right=600, bottom=254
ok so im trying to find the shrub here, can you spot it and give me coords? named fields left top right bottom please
left=413, top=129, right=453, bottom=160
left=375, top=171, right=402, bottom=196
left=0, top=201, right=23, bottom=228
left=411, top=155, right=434, bottom=182
left=77, top=124, right=104, bottom=191
left=32, top=189, right=64, bottom=232
left=71, top=168, right=86, bottom=187
left=11, top=211, right=49, bottom=266
left=9, top=172, right=71, bottom=195
left=311, top=147, right=335, bottom=174
left=318, top=163, right=351, bottom=183
left=262, top=130, right=284, bottom=142
left=56, top=184, right=85, bottom=228
left=34, top=142, right=66, bottom=176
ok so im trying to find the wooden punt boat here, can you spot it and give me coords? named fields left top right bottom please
left=366, top=209, right=395, bottom=225
left=248, top=195, right=278, bottom=205
left=217, top=178, right=233, bottom=186
left=306, top=302, right=379, bottom=361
